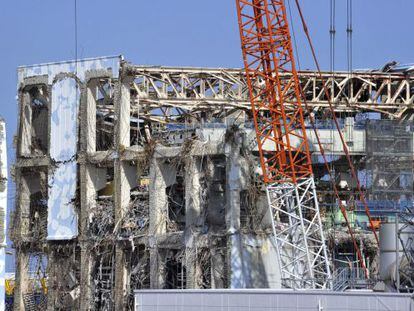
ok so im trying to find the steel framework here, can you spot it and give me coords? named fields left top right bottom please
left=398, top=213, right=414, bottom=292
left=126, top=66, right=414, bottom=121
left=267, top=178, right=330, bottom=288
left=235, top=0, right=330, bottom=288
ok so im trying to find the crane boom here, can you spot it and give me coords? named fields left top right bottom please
left=235, top=0, right=331, bottom=288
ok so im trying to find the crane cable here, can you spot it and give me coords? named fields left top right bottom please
left=285, top=0, right=367, bottom=274
left=330, top=0, right=336, bottom=74
left=347, top=0, right=353, bottom=79
left=287, top=0, right=369, bottom=277
left=329, top=0, right=338, bottom=270
left=293, top=0, right=379, bottom=247
left=74, top=0, right=78, bottom=75
left=287, top=0, right=301, bottom=70
left=346, top=0, right=360, bottom=269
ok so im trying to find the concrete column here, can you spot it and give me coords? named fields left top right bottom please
left=46, top=251, right=54, bottom=310
left=113, top=161, right=131, bottom=309
left=79, top=164, right=96, bottom=239
left=113, top=74, right=132, bottom=308
left=115, top=76, right=131, bottom=149
left=211, top=245, right=226, bottom=288
left=225, top=132, right=251, bottom=289
left=13, top=249, right=29, bottom=311
left=225, top=137, right=242, bottom=233
left=79, top=246, right=94, bottom=310
left=185, top=156, right=202, bottom=227
left=19, top=92, right=32, bottom=156
left=79, top=164, right=96, bottom=310
left=149, top=247, right=168, bottom=289
left=185, top=247, right=197, bottom=289
left=18, top=174, right=31, bottom=239
left=113, top=248, right=128, bottom=308
left=149, top=248, right=160, bottom=289
left=149, top=158, right=168, bottom=288
left=184, top=156, right=202, bottom=288
left=46, top=250, right=57, bottom=311
left=149, top=159, right=168, bottom=236
left=84, top=80, right=97, bottom=153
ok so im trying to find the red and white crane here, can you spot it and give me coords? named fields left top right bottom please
left=234, top=0, right=381, bottom=289
left=235, top=0, right=331, bottom=289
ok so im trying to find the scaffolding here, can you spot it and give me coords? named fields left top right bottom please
left=366, top=120, right=413, bottom=212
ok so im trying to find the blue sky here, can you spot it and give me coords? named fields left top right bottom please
left=1, top=0, right=413, bottom=269
left=1, top=0, right=414, bottom=152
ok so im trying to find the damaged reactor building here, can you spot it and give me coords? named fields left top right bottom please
left=9, top=56, right=414, bottom=310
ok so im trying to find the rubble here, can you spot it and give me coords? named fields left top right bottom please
left=10, top=57, right=414, bottom=309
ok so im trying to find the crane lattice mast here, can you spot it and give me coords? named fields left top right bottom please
left=235, top=0, right=331, bottom=289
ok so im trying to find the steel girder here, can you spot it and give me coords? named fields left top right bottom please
left=126, top=65, right=414, bottom=121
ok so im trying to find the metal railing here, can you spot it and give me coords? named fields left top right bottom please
left=332, top=268, right=368, bottom=291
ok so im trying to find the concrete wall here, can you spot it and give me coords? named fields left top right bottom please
left=134, top=289, right=414, bottom=311
left=230, top=235, right=281, bottom=289
left=17, top=56, right=121, bottom=240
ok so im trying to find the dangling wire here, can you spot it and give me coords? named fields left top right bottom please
left=346, top=0, right=353, bottom=96
left=74, top=0, right=81, bottom=146
left=287, top=0, right=301, bottom=70
left=330, top=0, right=336, bottom=74
left=74, top=0, right=78, bottom=75
left=329, top=0, right=337, bottom=268
left=293, top=0, right=378, bottom=277
left=346, top=0, right=359, bottom=268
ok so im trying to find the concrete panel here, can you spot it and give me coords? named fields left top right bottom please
left=47, top=162, right=78, bottom=239
left=230, top=234, right=281, bottom=289
left=50, top=78, right=80, bottom=162
left=135, top=289, right=414, bottom=311
left=18, top=56, right=122, bottom=240
left=17, top=55, right=121, bottom=84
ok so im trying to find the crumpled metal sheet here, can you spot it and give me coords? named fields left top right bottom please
left=230, top=234, right=281, bottom=289
left=50, top=78, right=80, bottom=162
left=47, top=79, right=79, bottom=239
left=48, top=162, right=78, bottom=239
left=18, top=56, right=121, bottom=240
left=17, top=56, right=121, bottom=85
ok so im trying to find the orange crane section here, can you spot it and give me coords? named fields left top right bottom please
left=236, top=0, right=332, bottom=288
left=235, top=0, right=375, bottom=283
left=235, top=0, right=312, bottom=184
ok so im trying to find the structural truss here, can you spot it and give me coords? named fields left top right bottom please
left=267, top=178, right=330, bottom=288
left=127, top=65, right=414, bottom=122
left=235, top=0, right=330, bottom=289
